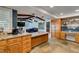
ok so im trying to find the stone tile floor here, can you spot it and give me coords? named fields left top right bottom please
left=30, top=38, right=79, bottom=53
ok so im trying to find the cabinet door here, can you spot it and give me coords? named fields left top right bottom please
left=60, top=32, right=65, bottom=40
left=32, top=37, right=41, bottom=47
left=55, top=32, right=60, bottom=39
left=7, top=44, right=21, bottom=53
left=7, top=37, right=21, bottom=45
left=22, top=42, right=31, bottom=52
left=0, top=40, right=7, bottom=53
left=22, top=36, right=31, bottom=52
left=7, top=37, right=22, bottom=53
left=22, top=36, right=31, bottom=41
left=42, top=34, right=48, bottom=42
left=75, top=33, right=79, bottom=43
left=0, top=46, right=7, bottom=53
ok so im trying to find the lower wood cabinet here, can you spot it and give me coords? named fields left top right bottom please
left=75, top=33, right=79, bottom=43
left=31, top=34, right=48, bottom=48
left=21, top=36, right=31, bottom=52
left=7, top=37, right=22, bottom=53
left=0, top=35, right=31, bottom=53
left=7, top=44, right=21, bottom=53
left=55, top=32, right=61, bottom=39
left=60, top=32, right=66, bottom=40
left=0, top=40, right=7, bottom=53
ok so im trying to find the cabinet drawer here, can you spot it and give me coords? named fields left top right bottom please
left=7, top=37, right=21, bottom=45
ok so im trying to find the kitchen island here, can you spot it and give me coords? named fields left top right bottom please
left=0, top=32, right=48, bottom=53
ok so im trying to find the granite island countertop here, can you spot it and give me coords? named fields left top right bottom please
left=31, top=32, right=48, bottom=37
left=0, top=33, right=31, bottom=40
left=0, top=32, right=48, bottom=40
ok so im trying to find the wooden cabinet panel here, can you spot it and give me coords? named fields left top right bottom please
left=0, top=40, right=7, bottom=46
left=42, top=34, right=48, bottom=42
left=0, top=40, right=7, bottom=53
left=21, top=36, right=31, bottom=52
left=32, top=34, right=48, bottom=48
left=55, top=32, right=60, bottom=39
left=60, top=32, right=66, bottom=40
left=75, top=33, right=79, bottom=43
left=22, top=36, right=31, bottom=41
left=7, top=44, right=21, bottom=53
left=22, top=43, right=31, bottom=52
left=7, top=37, right=21, bottom=45
left=0, top=46, right=7, bottom=53
left=32, top=37, right=40, bottom=47
left=0, top=35, right=31, bottom=53
left=7, top=37, right=22, bottom=53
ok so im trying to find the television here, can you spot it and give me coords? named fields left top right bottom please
left=17, top=22, right=25, bottom=27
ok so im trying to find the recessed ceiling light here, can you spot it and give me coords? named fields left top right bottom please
left=60, top=13, right=63, bottom=15
left=75, top=9, right=79, bottom=12
left=49, top=6, right=54, bottom=8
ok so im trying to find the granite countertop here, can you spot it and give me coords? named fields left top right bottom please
left=0, top=33, right=31, bottom=40
left=31, top=32, right=48, bottom=37
left=0, top=32, right=48, bottom=40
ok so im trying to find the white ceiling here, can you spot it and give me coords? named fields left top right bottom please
left=7, top=6, right=79, bottom=18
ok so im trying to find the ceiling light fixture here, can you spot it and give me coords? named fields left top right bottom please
left=49, top=6, right=54, bottom=8
left=60, top=13, right=63, bottom=15
left=75, top=9, right=79, bottom=12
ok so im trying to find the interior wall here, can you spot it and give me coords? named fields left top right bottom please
left=0, top=7, right=12, bottom=33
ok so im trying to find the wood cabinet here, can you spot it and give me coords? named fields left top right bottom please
left=60, top=32, right=66, bottom=40
left=0, top=40, right=7, bottom=53
left=75, top=33, right=79, bottom=43
left=32, top=34, right=48, bottom=48
left=55, top=31, right=61, bottom=39
left=7, top=35, right=31, bottom=53
left=7, top=37, right=22, bottom=53
left=0, top=34, right=31, bottom=53
left=54, top=31, right=66, bottom=40
left=21, top=35, right=31, bottom=52
left=7, top=44, right=21, bottom=53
